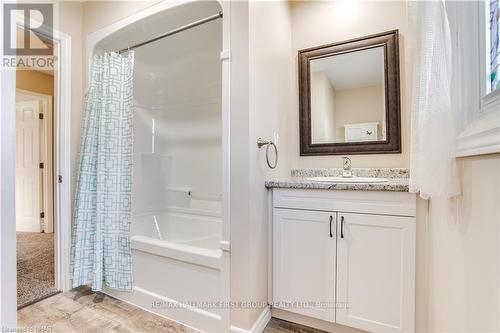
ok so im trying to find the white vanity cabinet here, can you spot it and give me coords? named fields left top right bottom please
left=335, top=212, right=415, bottom=332
left=271, top=188, right=416, bottom=333
left=273, top=209, right=337, bottom=322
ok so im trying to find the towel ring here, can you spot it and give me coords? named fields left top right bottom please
left=257, top=138, right=278, bottom=169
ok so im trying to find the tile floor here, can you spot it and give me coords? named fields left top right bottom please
left=18, top=287, right=194, bottom=333
left=18, top=287, right=326, bottom=333
left=264, top=318, right=327, bottom=333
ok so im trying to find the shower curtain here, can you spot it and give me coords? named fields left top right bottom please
left=71, top=52, right=135, bottom=291
left=407, top=1, right=460, bottom=199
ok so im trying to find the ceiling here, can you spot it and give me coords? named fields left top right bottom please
left=311, top=46, right=384, bottom=90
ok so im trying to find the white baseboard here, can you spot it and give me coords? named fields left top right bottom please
left=230, top=306, right=271, bottom=333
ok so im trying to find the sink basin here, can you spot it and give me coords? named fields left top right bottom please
left=306, top=176, right=388, bottom=183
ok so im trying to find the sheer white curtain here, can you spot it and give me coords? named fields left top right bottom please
left=408, top=0, right=460, bottom=199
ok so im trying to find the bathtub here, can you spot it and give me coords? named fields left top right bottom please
left=131, top=210, right=222, bottom=267
left=91, top=0, right=229, bottom=330
left=132, top=210, right=222, bottom=249
left=104, top=209, right=227, bottom=332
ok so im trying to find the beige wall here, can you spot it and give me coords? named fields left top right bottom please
left=289, top=0, right=408, bottom=168
left=310, top=73, right=385, bottom=143
left=416, top=155, right=500, bottom=332
left=82, top=1, right=156, bottom=36
left=230, top=2, right=253, bottom=328
left=334, top=85, right=385, bottom=141
left=230, top=0, right=293, bottom=329
left=310, top=71, right=336, bottom=143
left=16, top=71, right=54, bottom=97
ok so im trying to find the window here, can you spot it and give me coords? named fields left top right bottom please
left=449, top=0, right=500, bottom=157
left=488, top=0, right=500, bottom=93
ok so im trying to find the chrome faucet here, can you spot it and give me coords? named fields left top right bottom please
left=342, top=157, right=352, bottom=178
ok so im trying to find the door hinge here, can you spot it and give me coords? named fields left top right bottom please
left=220, top=49, right=231, bottom=61
left=58, top=175, right=62, bottom=183
left=40, top=212, right=45, bottom=218
left=39, top=162, right=44, bottom=169
left=39, top=113, right=44, bottom=120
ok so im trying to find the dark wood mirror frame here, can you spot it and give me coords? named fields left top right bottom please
left=299, top=30, right=401, bottom=156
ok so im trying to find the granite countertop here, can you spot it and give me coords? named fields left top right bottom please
left=265, top=168, right=410, bottom=192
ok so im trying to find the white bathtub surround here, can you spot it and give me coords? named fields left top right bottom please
left=86, top=1, right=231, bottom=331
left=407, top=1, right=460, bottom=199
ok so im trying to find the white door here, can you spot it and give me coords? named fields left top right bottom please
left=273, top=208, right=336, bottom=322
left=16, top=100, right=42, bottom=232
left=336, top=212, right=416, bottom=333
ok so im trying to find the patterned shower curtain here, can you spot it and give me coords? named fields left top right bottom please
left=71, top=52, right=135, bottom=291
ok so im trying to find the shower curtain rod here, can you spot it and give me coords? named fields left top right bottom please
left=117, top=11, right=223, bottom=54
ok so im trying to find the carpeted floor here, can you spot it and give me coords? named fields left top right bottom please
left=17, top=232, right=58, bottom=308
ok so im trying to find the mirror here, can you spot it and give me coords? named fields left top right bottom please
left=299, top=30, right=401, bottom=155
left=310, top=47, right=386, bottom=144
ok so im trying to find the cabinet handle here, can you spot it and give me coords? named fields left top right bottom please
left=329, top=215, right=333, bottom=238
left=341, top=216, right=345, bottom=238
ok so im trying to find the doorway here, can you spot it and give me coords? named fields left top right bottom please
left=15, top=83, right=58, bottom=307
left=0, top=12, right=72, bottom=325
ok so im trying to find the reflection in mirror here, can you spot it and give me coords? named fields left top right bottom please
left=310, top=46, right=386, bottom=144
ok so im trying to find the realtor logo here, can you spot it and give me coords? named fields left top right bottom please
left=3, top=3, right=53, bottom=56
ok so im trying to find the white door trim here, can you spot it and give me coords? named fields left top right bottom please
left=13, top=15, right=73, bottom=295
left=0, top=14, right=17, bottom=330
left=0, top=77, right=16, bottom=327
left=49, top=24, right=72, bottom=294
left=16, top=89, right=53, bottom=234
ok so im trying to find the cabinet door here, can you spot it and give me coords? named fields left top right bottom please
left=273, top=208, right=336, bottom=322
left=336, top=213, right=415, bottom=333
